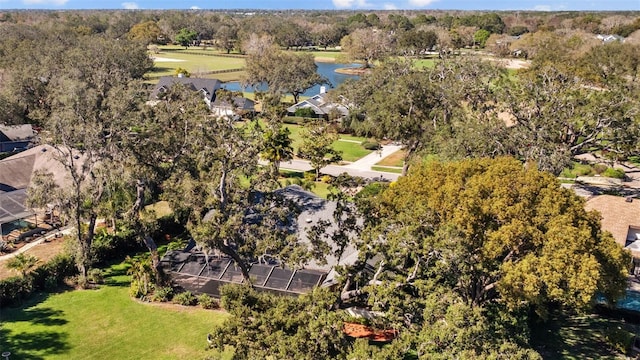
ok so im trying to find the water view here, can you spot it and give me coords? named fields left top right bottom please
left=222, top=62, right=361, bottom=97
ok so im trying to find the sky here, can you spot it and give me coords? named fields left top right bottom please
left=0, top=0, right=638, bottom=11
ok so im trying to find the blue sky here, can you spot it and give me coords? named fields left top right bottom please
left=0, top=0, right=638, bottom=11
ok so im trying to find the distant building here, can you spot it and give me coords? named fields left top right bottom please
left=150, top=76, right=254, bottom=119
left=286, top=88, right=349, bottom=120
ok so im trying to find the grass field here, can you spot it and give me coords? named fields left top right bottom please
left=282, top=124, right=369, bottom=162
left=0, top=263, right=231, bottom=360
left=332, top=140, right=372, bottom=162
left=376, top=150, right=406, bottom=167
left=147, top=46, right=246, bottom=82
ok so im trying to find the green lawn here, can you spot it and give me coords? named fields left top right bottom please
left=283, top=124, right=370, bottom=162
left=371, top=166, right=402, bottom=174
left=413, top=58, right=437, bottom=69
left=332, top=140, right=372, bottom=162
left=0, top=263, right=230, bottom=360
left=147, top=46, right=246, bottom=82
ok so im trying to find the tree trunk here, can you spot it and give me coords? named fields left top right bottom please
left=219, top=243, right=251, bottom=283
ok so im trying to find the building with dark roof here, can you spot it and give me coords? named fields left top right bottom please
left=160, top=185, right=361, bottom=297
left=0, top=124, right=36, bottom=152
left=150, top=76, right=222, bottom=108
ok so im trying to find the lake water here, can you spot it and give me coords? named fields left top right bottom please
left=222, top=62, right=361, bottom=97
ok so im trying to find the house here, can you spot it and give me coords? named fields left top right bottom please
left=286, top=88, right=349, bottom=120
left=210, top=95, right=255, bottom=120
left=159, top=185, right=361, bottom=297
left=0, top=145, right=80, bottom=239
left=585, top=195, right=640, bottom=257
left=0, top=124, right=36, bottom=153
left=150, top=76, right=222, bottom=109
left=150, top=76, right=254, bottom=119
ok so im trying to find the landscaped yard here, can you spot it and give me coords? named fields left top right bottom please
left=0, top=263, right=231, bottom=359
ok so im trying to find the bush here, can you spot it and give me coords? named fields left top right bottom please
left=1, top=253, right=77, bottom=307
left=321, top=175, right=333, bottom=183
left=91, top=228, right=143, bottom=265
left=87, top=268, right=104, bottom=284
left=603, top=168, right=626, bottom=179
left=173, top=291, right=197, bottom=306
left=303, top=172, right=316, bottom=182
left=152, top=286, right=174, bottom=302
left=294, top=107, right=316, bottom=118
left=361, top=141, right=381, bottom=150
left=593, top=164, right=608, bottom=174
left=283, top=116, right=304, bottom=125
left=0, top=276, right=33, bottom=307
left=197, top=293, right=219, bottom=309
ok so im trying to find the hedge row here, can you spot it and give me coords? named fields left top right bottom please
left=0, top=253, right=77, bottom=307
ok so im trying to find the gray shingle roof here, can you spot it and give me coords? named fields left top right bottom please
left=150, top=76, right=222, bottom=103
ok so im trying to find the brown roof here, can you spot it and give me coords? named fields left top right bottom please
left=585, top=195, right=640, bottom=247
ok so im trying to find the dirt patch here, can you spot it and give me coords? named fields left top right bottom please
left=314, top=56, right=336, bottom=63
left=0, top=236, right=67, bottom=280
left=335, top=67, right=371, bottom=76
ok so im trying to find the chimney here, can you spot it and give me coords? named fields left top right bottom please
left=320, top=86, right=326, bottom=94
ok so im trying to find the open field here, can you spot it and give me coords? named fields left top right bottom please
left=0, top=262, right=231, bottom=360
left=147, top=46, right=246, bottom=82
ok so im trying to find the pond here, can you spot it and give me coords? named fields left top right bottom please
left=222, top=62, right=361, bottom=97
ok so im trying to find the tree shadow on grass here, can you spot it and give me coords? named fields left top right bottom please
left=102, top=264, right=131, bottom=287
left=0, top=306, right=70, bottom=359
left=531, top=313, right=633, bottom=359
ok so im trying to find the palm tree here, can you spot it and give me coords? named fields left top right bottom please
left=261, top=125, right=294, bottom=178
left=6, top=253, right=39, bottom=277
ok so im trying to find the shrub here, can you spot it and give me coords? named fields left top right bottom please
left=321, top=175, right=333, bottom=183
left=361, top=141, right=381, bottom=150
left=0, top=276, right=33, bottom=307
left=197, top=293, right=219, bottom=309
left=593, top=164, right=608, bottom=174
left=603, top=168, right=626, bottom=179
left=303, top=171, right=316, bottom=182
left=87, top=268, right=104, bottom=284
left=283, top=116, right=303, bottom=125
left=294, top=107, right=316, bottom=118
left=1, top=253, right=77, bottom=307
left=152, top=286, right=174, bottom=302
left=90, top=228, right=143, bottom=265
left=174, top=291, right=197, bottom=306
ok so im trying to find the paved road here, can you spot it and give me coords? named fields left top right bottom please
left=280, top=159, right=400, bottom=181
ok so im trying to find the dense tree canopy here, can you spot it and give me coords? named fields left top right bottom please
left=358, top=157, right=629, bottom=313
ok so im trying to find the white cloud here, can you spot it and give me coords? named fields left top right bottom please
left=408, top=0, right=436, bottom=7
left=533, top=5, right=551, bottom=11
left=23, top=0, right=68, bottom=5
left=121, top=2, right=139, bottom=9
left=332, top=0, right=372, bottom=9
left=383, top=2, right=397, bottom=9
left=190, top=5, right=201, bottom=9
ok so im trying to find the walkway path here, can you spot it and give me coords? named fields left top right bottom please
left=277, top=144, right=403, bottom=181
left=343, top=144, right=403, bottom=171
